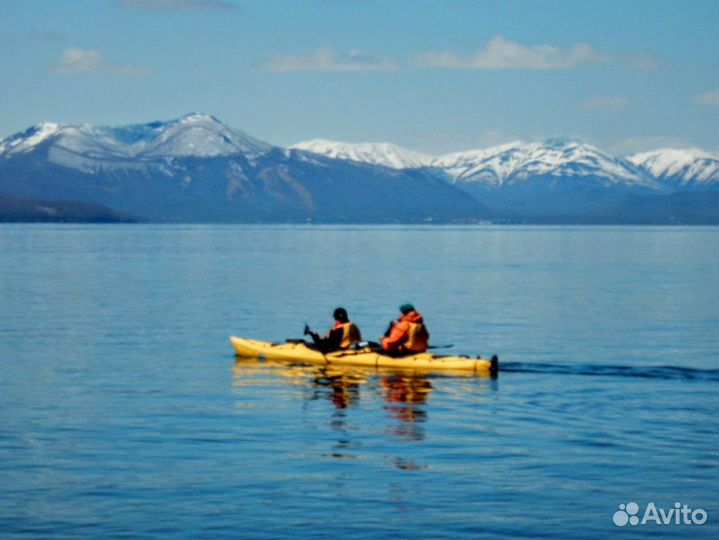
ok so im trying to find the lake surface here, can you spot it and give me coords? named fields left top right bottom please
left=1, top=224, right=717, bottom=539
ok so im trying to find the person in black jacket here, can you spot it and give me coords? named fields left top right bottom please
left=305, top=307, right=361, bottom=353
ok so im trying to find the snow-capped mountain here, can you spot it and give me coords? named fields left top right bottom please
left=0, top=114, right=716, bottom=223
left=0, top=122, right=62, bottom=155
left=434, top=139, right=654, bottom=188
left=293, top=137, right=657, bottom=189
left=288, top=136, right=718, bottom=223
left=0, top=115, right=484, bottom=223
left=627, top=148, right=719, bottom=188
left=290, top=139, right=434, bottom=169
left=134, top=113, right=272, bottom=158
left=0, top=113, right=272, bottom=173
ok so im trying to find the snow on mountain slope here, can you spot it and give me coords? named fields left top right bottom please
left=432, top=142, right=524, bottom=185
left=138, top=113, right=272, bottom=158
left=435, top=139, right=653, bottom=188
left=627, top=148, right=719, bottom=186
left=0, top=114, right=272, bottom=172
left=3, top=115, right=716, bottom=192
left=291, top=138, right=657, bottom=188
left=290, top=139, right=434, bottom=169
left=0, top=123, right=61, bottom=155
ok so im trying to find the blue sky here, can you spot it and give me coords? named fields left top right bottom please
left=0, top=0, right=717, bottom=155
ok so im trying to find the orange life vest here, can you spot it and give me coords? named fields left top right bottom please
left=335, top=321, right=361, bottom=348
left=381, top=311, right=429, bottom=353
left=404, top=320, right=429, bottom=352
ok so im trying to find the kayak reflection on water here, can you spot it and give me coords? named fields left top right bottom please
left=309, top=367, right=433, bottom=421
left=231, top=358, right=433, bottom=422
left=232, top=359, right=444, bottom=466
left=381, top=374, right=432, bottom=407
left=381, top=375, right=431, bottom=441
left=309, top=369, right=431, bottom=443
left=311, top=369, right=363, bottom=409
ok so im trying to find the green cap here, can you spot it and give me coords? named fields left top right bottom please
left=399, top=303, right=415, bottom=314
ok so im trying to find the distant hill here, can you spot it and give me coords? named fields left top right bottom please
left=297, top=137, right=719, bottom=191
left=294, top=138, right=719, bottom=224
left=0, top=191, right=141, bottom=223
left=291, top=139, right=434, bottom=169
left=626, top=148, right=719, bottom=190
left=0, top=114, right=716, bottom=224
left=0, top=114, right=487, bottom=223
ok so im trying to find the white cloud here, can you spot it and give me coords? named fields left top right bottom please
left=116, top=0, right=236, bottom=10
left=258, top=46, right=398, bottom=73
left=582, top=95, right=632, bottom=109
left=696, top=89, right=719, bottom=106
left=410, top=35, right=611, bottom=70
left=410, top=35, right=662, bottom=72
left=52, top=47, right=149, bottom=76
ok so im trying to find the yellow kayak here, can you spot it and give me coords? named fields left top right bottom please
left=230, top=336, right=498, bottom=376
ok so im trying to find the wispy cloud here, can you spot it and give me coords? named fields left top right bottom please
left=258, top=46, right=398, bottom=73
left=582, top=95, right=632, bottom=109
left=411, top=36, right=610, bottom=70
left=695, top=89, right=719, bottom=106
left=116, top=0, right=237, bottom=11
left=411, top=35, right=661, bottom=71
left=52, top=47, right=150, bottom=76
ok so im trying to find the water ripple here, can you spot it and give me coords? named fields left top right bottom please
left=502, top=361, right=719, bottom=381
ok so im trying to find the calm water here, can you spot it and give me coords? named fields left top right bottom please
left=1, top=224, right=717, bottom=539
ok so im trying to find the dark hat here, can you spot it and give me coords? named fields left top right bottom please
left=399, top=303, right=415, bottom=314
left=333, top=307, right=348, bottom=322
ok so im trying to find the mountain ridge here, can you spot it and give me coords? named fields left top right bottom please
left=0, top=115, right=717, bottom=224
left=290, top=139, right=434, bottom=170
left=0, top=113, right=271, bottom=164
left=626, top=148, right=719, bottom=187
left=290, top=137, right=719, bottom=190
left=4, top=115, right=717, bottom=189
left=0, top=116, right=487, bottom=223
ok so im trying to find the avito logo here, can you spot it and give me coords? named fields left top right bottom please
left=613, top=502, right=708, bottom=527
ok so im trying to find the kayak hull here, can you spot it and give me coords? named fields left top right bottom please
left=230, top=337, right=498, bottom=376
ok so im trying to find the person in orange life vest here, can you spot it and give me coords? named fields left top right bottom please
left=304, top=307, right=362, bottom=353
left=381, top=303, right=430, bottom=353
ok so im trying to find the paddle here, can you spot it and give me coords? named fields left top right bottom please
left=366, top=341, right=453, bottom=352
left=303, top=324, right=332, bottom=357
